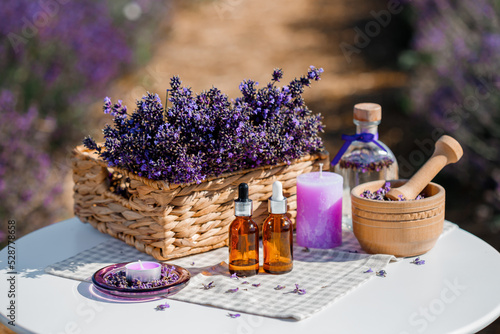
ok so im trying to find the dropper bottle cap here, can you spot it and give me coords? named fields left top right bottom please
left=234, top=183, right=253, bottom=217
left=268, top=181, right=287, bottom=214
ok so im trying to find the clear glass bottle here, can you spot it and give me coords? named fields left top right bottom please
left=263, top=181, right=293, bottom=274
left=229, top=183, right=259, bottom=277
left=333, top=103, right=399, bottom=227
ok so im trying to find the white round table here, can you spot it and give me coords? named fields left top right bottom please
left=1, top=217, right=499, bottom=334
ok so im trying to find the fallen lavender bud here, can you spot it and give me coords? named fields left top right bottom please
left=155, top=302, right=170, bottom=311
left=411, top=257, right=426, bottom=265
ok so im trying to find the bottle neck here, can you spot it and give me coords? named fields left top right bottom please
left=354, top=120, right=379, bottom=140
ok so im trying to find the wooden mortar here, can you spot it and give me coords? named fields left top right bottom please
left=350, top=135, right=462, bottom=257
left=351, top=180, right=445, bottom=257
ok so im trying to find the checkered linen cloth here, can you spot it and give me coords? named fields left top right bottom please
left=45, top=221, right=457, bottom=320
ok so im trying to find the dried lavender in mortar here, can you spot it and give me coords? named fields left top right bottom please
left=360, top=182, right=425, bottom=201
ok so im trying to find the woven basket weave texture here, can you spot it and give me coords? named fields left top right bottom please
left=72, top=145, right=329, bottom=260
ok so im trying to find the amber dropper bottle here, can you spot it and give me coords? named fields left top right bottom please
left=263, top=181, right=293, bottom=274
left=229, top=183, right=259, bottom=277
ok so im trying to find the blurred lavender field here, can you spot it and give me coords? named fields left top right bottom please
left=403, top=1, right=500, bottom=246
left=0, top=0, right=171, bottom=244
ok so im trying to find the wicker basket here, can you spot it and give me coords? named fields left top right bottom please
left=72, top=145, right=329, bottom=260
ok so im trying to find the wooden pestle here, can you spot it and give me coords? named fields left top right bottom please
left=386, top=135, right=463, bottom=200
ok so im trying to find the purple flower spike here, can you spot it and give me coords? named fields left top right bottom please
left=274, top=285, right=286, bottom=290
left=228, top=313, right=241, bottom=318
left=272, top=68, right=283, bottom=82
left=226, top=287, right=239, bottom=293
left=84, top=67, right=324, bottom=185
left=364, top=268, right=373, bottom=273
left=155, top=302, right=170, bottom=311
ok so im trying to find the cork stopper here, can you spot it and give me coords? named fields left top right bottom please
left=353, top=103, right=382, bottom=122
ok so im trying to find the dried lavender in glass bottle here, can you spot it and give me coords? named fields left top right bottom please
left=332, top=103, right=398, bottom=227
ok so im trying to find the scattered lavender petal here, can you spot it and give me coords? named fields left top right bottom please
left=202, top=281, right=215, bottom=290
left=155, top=302, right=170, bottom=311
left=228, top=313, right=241, bottom=318
left=411, top=257, right=426, bottom=265
left=287, top=284, right=306, bottom=295
left=226, top=288, right=239, bottom=293
left=274, top=285, right=286, bottom=290
left=252, top=283, right=261, bottom=287
left=376, top=270, right=387, bottom=277
left=364, top=268, right=373, bottom=273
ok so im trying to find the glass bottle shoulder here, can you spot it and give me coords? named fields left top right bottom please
left=263, top=214, right=292, bottom=228
left=230, top=216, right=259, bottom=230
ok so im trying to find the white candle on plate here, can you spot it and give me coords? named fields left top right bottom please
left=125, top=260, right=162, bottom=282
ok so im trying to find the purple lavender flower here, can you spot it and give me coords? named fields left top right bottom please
left=225, top=287, right=239, bottom=293
left=227, top=313, right=241, bottom=318
left=155, top=302, right=170, bottom=311
left=103, top=266, right=180, bottom=289
left=252, top=283, right=261, bottom=287
left=411, top=257, right=426, bottom=265
left=376, top=270, right=387, bottom=277
left=202, top=281, right=215, bottom=290
left=83, top=137, right=101, bottom=152
left=84, top=68, right=324, bottom=184
left=360, top=183, right=425, bottom=201
left=292, top=284, right=306, bottom=295
left=274, top=285, right=286, bottom=290
left=272, top=68, right=283, bottom=82
left=363, top=268, right=374, bottom=273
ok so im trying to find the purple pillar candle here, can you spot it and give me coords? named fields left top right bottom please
left=296, top=170, right=343, bottom=249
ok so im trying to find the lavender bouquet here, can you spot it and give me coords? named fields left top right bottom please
left=83, top=67, right=324, bottom=185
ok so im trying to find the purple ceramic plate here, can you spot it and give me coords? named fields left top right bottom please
left=92, top=262, right=190, bottom=299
